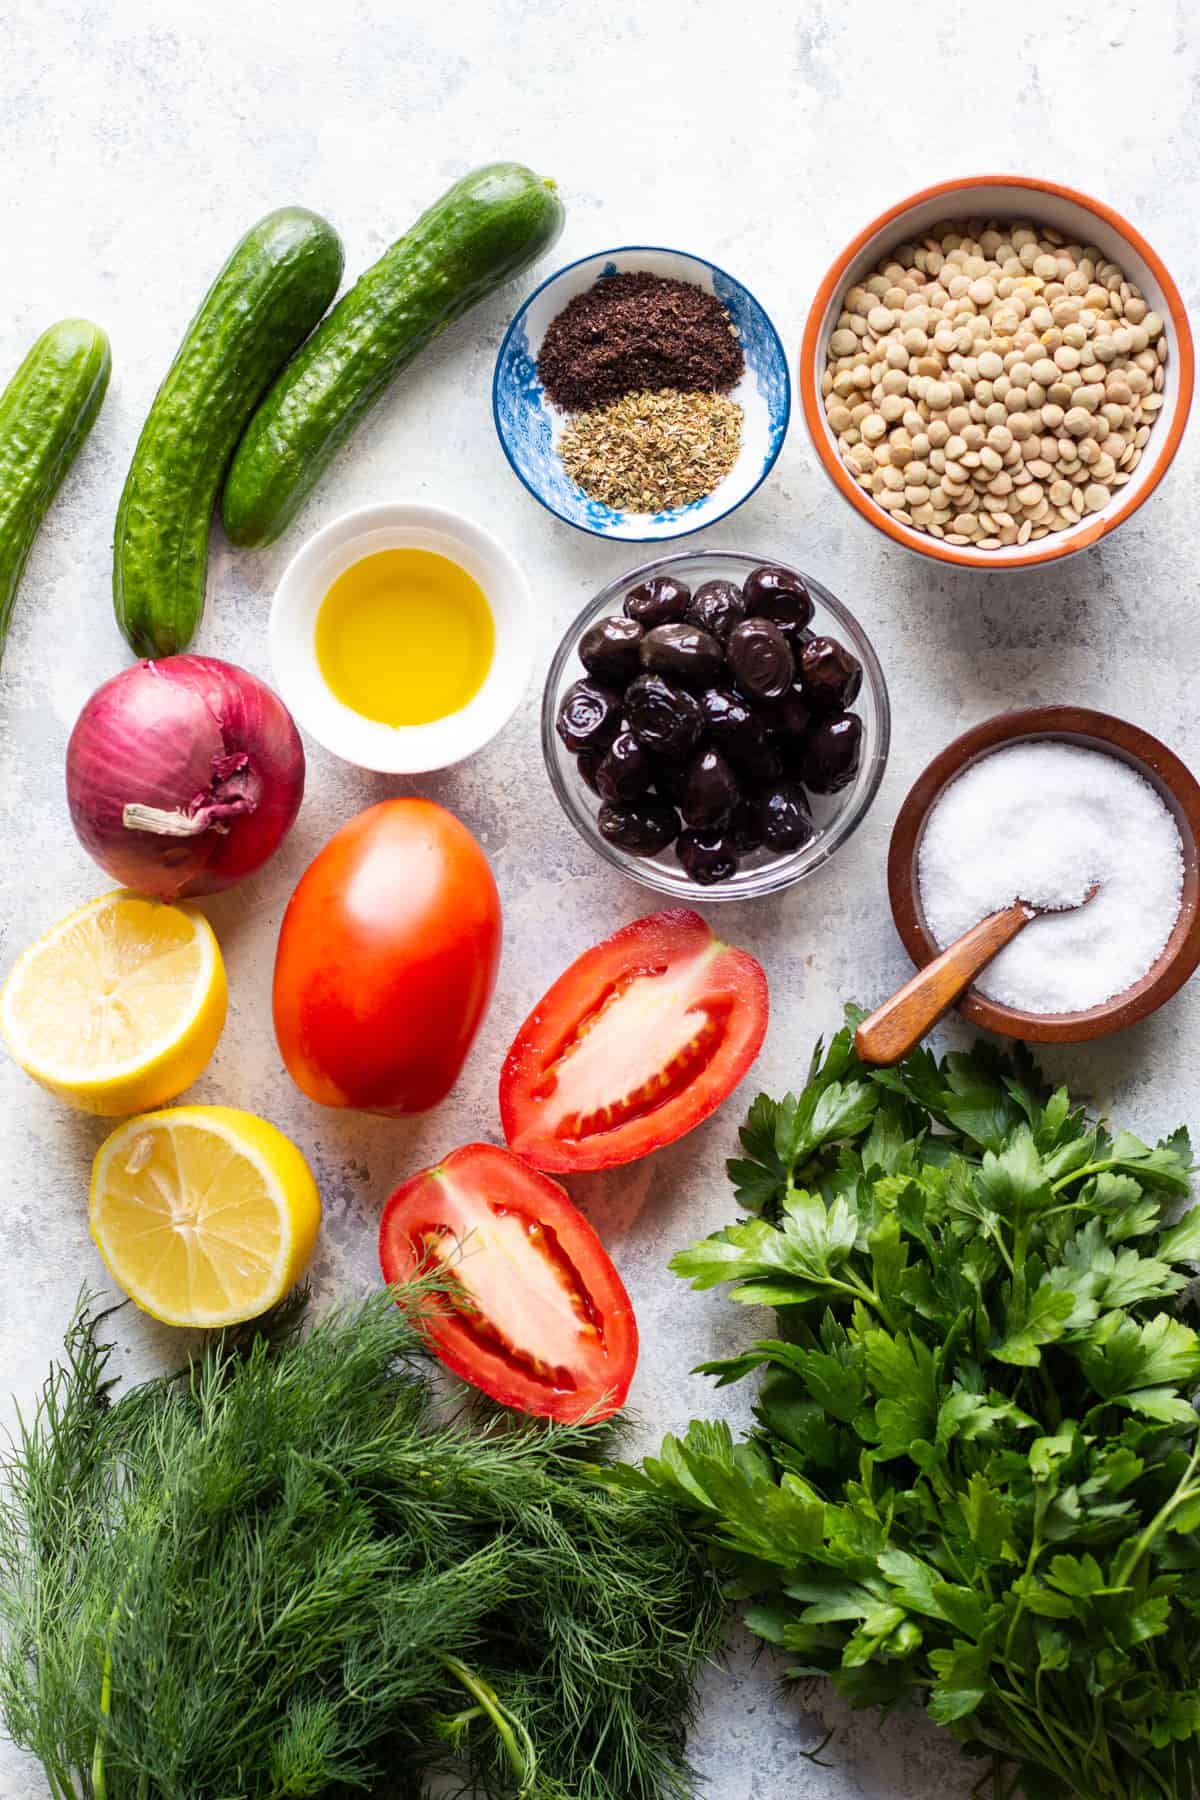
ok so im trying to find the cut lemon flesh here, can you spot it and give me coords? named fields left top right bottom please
left=90, top=1105, right=321, bottom=1327
left=0, top=891, right=226, bottom=1115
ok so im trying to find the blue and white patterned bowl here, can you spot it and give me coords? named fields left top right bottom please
left=493, top=246, right=790, bottom=541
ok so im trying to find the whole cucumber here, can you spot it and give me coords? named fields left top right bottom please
left=0, top=319, right=110, bottom=668
left=222, top=163, right=565, bottom=548
left=114, top=207, right=344, bottom=657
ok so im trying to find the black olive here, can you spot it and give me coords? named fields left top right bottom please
left=697, top=687, right=769, bottom=759
left=676, top=828, right=739, bottom=885
left=595, top=730, right=653, bottom=803
left=763, top=688, right=814, bottom=739
left=757, top=782, right=814, bottom=852
left=681, top=748, right=740, bottom=829
left=576, top=750, right=603, bottom=794
left=556, top=680, right=624, bottom=753
left=650, top=755, right=689, bottom=802
left=686, top=579, right=746, bottom=643
left=726, top=617, right=794, bottom=701
left=799, top=635, right=863, bottom=711
left=598, top=799, right=680, bottom=854
left=623, top=575, right=691, bottom=628
left=624, top=674, right=703, bottom=757
left=773, top=622, right=815, bottom=660
left=803, top=711, right=864, bottom=793
left=640, top=622, right=726, bottom=688
left=742, top=564, right=815, bottom=633
left=727, top=799, right=763, bottom=855
left=730, top=741, right=784, bottom=788
left=579, top=615, right=643, bottom=684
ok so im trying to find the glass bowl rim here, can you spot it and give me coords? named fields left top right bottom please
left=540, top=548, right=893, bottom=901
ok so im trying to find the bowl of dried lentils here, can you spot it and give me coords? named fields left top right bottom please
left=493, top=246, right=790, bottom=541
left=799, top=175, right=1193, bottom=568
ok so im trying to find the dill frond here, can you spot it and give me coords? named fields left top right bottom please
left=0, top=1287, right=724, bottom=1800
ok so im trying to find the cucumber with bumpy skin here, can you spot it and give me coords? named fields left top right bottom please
left=222, top=163, right=565, bottom=549
left=113, top=207, right=344, bottom=658
left=0, top=319, right=110, bottom=668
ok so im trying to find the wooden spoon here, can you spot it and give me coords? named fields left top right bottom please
left=855, top=885, right=1100, bottom=1066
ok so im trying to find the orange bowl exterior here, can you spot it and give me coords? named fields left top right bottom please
left=799, top=175, right=1194, bottom=571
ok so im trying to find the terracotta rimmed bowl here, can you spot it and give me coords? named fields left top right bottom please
left=887, top=706, right=1200, bottom=1042
left=799, top=176, right=1194, bottom=571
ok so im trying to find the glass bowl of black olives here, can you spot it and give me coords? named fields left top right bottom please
left=543, top=551, right=891, bottom=897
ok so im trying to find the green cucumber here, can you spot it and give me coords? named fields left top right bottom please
left=222, top=163, right=565, bottom=548
left=114, top=207, right=344, bottom=657
left=0, top=319, right=110, bottom=668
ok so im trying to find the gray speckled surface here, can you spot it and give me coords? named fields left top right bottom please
left=1, top=3, right=1197, bottom=1795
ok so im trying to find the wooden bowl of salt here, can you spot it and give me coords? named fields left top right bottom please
left=887, top=706, right=1200, bottom=1043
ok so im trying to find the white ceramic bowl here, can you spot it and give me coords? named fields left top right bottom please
left=269, top=502, right=533, bottom=774
left=799, top=175, right=1194, bottom=570
left=493, top=245, right=790, bottom=542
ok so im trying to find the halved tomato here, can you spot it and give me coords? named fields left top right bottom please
left=378, top=1142, right=637, bottom=1422
left=500, top=909, right=768, bottom=1172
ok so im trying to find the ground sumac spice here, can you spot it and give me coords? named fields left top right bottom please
left=538, top=272, right=744, bottom=410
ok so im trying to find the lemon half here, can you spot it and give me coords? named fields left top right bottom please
left=0, top=890, right=226, bottom=1116
left=90, top=1105, right=321, bottom=1327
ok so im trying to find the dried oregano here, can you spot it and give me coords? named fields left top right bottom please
left=560, top=387, right=743, bottom=511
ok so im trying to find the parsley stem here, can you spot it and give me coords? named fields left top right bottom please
left=1002, top=1499, right=1045, bottom=1671
left=847, top=1272, right=897, bottom=1328
left=1100, top=1731, right=1176, bottom=1800
left=1112, top=1445, right=1200, bottom=1589
left=984, top=1220, right=1014, bottom=1275
left=1050, top=1159, right=1121, bottom=1193
left=989, top=1692, right=1081, bottom=1789
left=807, top=1272, right=891, bottom=1319
left=994, top=1679, right=1104, bottom=1790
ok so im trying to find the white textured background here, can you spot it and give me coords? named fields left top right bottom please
left=1, top=2, right=1197, bottom=1795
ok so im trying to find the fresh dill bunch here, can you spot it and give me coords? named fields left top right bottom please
left=0, top=1286, right=725, bottom=1800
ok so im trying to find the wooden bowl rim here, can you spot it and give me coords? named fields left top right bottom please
left=887, top=706, right=1200, bottom=1042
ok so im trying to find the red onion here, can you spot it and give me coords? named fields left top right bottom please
left=66, top=656, right=305, bottom=899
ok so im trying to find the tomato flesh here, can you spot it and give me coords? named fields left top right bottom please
left=500, top=909, right=768, bottom=1171
left=379, top=1142, right=637, bottom=1421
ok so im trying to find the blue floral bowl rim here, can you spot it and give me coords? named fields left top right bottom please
left=491, top=243, right=793, bottom=543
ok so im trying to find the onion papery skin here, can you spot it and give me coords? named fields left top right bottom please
left=66, top=656, right=306, bottom=899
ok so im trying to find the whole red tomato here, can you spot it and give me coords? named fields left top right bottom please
left=273, top=798, right=501, bottom=1114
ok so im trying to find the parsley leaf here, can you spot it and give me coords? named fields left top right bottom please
left=650, top=1024, right=1200, bottom=1797
left=1075, top=1311, right=1200, bottom=1400
left=992, top=1281, right=1077, bottom=1366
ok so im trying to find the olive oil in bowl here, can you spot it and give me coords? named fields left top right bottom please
left=270, top=501, right=533, bottom=774
left=315, top=548, right=494, bottom=727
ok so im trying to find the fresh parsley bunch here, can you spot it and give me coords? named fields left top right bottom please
left=631, top=1015, right=1200, bottom=1799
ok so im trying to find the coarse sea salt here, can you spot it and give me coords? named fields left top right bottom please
left=918, top=741, right=1184, bottom=1014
